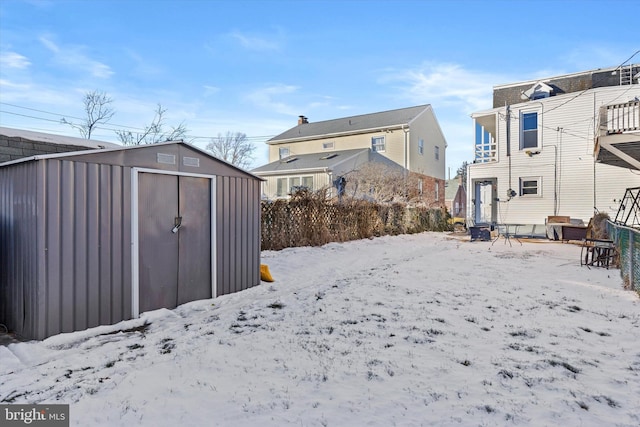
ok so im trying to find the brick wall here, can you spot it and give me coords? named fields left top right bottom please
left=0, top=135, right=93, bottom=163
left=414, top=174, right=445, bottom=207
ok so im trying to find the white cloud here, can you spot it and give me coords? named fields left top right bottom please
left=229, top=29, right=282, bottom=51
left=380, top=62, right=501, bottom=114
left=0, top=51, right=31, bottom=69
left=245, top=84, right=300, bottom=115
left=38, top=35, right=59, bottom=53
left=39, top=35, right=113, bottom=79
left=378, top=62, right=507, bottom=169
left=563, top=46, right=632, bottom=71
left=203, top=85, right=220, bottom=96
left=0, top=80, right=80, bottom=107
left=0, top=79, right=31, bottom=90
left=124, top=49, right=163, bottom=77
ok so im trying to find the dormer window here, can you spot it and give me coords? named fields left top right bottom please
left=521, top=81, right=553, bottom=101
left=279, top=147, right=290, bottom=159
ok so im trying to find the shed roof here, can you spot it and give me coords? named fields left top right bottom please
left=0, top=126, right=120, bottom=149
left=268, top=105, right=432, bottom=143
left=0, top=140, right=263, bottom=180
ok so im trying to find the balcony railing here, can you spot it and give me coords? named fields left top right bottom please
left=599, top=100, right=640, bottom=136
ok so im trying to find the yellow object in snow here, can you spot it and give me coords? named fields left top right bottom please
left=260, top=264, right=274, bottom=282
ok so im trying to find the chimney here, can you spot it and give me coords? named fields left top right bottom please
left=298, top=115, right=308, bottom=125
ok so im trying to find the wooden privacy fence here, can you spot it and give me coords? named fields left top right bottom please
left=261, top=194, right=450, bottom=251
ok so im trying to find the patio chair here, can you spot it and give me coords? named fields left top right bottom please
left=580, top=238, right=616, bottom=269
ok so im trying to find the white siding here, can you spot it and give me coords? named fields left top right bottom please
left=259, top=150, right=372, bottom=199
left=260, top=171, right=331, bottom=200
left=468, top=85, right=640, bottom=225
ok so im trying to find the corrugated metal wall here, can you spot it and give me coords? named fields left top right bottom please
left=216, top=176, right=261, bottom=296
left=0, top=161, right=39, bottom=338
left=41, top=159, right=132, bottom=339
left=2, top=145, right=262, bottom=340
left=0, top=159, right=131, bottom=339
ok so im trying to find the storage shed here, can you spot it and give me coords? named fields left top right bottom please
left=0, top=141, right=262, bottom=340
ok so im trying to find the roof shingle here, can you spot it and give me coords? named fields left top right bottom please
left=268, top=105, right=431, bottom=143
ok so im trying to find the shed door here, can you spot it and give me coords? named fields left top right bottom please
left=138, top=172, right=211, bottom=313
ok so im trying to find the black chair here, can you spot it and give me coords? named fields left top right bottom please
left=581, top=238, right=616, bottom=269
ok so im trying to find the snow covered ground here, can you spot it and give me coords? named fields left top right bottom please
left=1, top=232, right=639, bottom=426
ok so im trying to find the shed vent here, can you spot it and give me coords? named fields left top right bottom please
left=183, top=156, right=200, bottom=167
left=157, top=153, right=176, bottom=165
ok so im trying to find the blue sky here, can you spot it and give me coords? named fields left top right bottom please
left=0, top=0, right=638, bottom=173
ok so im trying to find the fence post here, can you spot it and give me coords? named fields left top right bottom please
left=630, top=228, right=635, bottom=290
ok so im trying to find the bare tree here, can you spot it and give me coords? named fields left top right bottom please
left=456, top=161, right=469, bottom=187
left=347, top=162, right=424, bottom=203
left=205, top=132, right=255, bottom=169
left=116, top=104, right=188, bottom=145
left=62, top=90, right=114, bottom=139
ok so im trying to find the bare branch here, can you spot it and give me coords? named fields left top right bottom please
left=62, top=90, right=114, bottom=139
left=116, top=104, right=188, bottom=145
left=347, top=163, right=424, bottom=203
left=205, top=132, right=255, bottom=169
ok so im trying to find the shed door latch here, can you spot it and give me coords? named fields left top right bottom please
left=171, top=216, right=182, bottom=233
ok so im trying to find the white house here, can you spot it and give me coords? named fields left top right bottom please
left=467, top=65, right=640, bottom=234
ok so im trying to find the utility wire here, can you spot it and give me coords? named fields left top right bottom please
left=0, top=102, right=276, bottom=141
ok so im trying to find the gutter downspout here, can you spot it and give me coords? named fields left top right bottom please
left=547, top=143, right=558, bottom=216
left=554, top=143, right=558, bottom=216
left=402, top=125, right=409, bottom=197
left=593, top=92, right=597, bottom=215
left=506, top=105, right=511, bottom=194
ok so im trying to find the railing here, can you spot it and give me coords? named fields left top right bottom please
left=599, top=100, right=640, bottom=136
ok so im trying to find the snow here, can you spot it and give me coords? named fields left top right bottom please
left=1, top=232, right=639, bottom=426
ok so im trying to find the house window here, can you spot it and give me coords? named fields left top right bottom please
left=279, top=147, right=290, bottom=159
left=418, top=139, right=424, bottom=155
left=520, top=112, right=539, bottom=149
left=371, top=136, right=385, bottom=152
left=435, top=145, right=440, bottom=161
left=435, top=181, right=439, bottom=200
left=290, top=176, right=314, bottom=193
left=519, top=177, right=541, bottom=197
left=276, top=178, right=287, bottom=197
left=302, top=176, right=313, bottom=189
left=276, top=176, right=314, bottom=197
left=323, top=141, right=334, bottom=150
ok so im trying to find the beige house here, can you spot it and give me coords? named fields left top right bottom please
left=445, top=177, right=467, bottom=220
left=252, top=105, right=447, bottom=203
